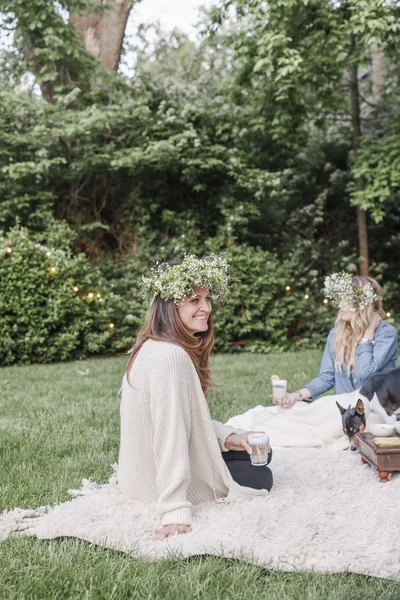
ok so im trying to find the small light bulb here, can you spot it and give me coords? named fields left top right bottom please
left=4, top=246, right=12, bottom=253
left=97, top=293, right=100, bottom=298
left=73, top=286, right=79, bottom=292
left=109, top=323, right=115, bottom=329
left=323, top=298, right=328, bottom=304
left=304, top=294, right=309, bottom=300
left=19, top=256, right=23, bottom=260
left=88, top=292, right=93, bottom=299
left=285, top=286, right=291, bottom=292
left=386, top=312, right=391, bottom=318
left=46, top=251, right=51, bottom=257
left=50, top=266, right=56, bottom=274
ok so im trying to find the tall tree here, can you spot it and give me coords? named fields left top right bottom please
left=0, top=0, right=138, bottom=102
left=70, top=0, right=135, bottom=71
left=209, top=0, right=400, bottom=274
left=350, top=63, right=369, bottom=274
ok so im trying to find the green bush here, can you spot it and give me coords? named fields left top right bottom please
left=7, top=223, right=393, bottom=366
left=0, top=225, right=133, bottom=365
left=99, top=239, right=336, bottom=355
left=211, top=244, right=333, bottom=353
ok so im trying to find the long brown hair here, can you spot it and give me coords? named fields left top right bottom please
left=126, top=295, right=215, bottom=395
left=334, top=275, right=383, bottom=374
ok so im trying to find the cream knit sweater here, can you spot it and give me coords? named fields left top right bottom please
left=118, top=340, right=269, bottom=526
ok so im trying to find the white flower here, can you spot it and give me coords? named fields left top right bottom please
left=139, top=253, right=230, bottom=305
left=324, top=272, right=380, bottom=311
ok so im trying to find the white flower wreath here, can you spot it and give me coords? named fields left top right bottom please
left=139, top=253, right=230, bottom=304
left=324, top=272, right=380, bottom=311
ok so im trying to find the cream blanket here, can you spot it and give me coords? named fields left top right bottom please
left=226, top=391, right=361, bottom=451
left=1, top=447, right=400, bottom=581
left=2, top=391, right=400, bottom=580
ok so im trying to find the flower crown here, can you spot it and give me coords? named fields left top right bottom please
left=139, top=253, right=230, bottom=304
left=324, top=272, right=381, bottom=311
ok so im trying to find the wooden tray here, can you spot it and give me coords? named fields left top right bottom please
left=355, top=432, right=400, bottom=482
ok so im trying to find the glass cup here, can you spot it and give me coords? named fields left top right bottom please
left=248, top=433, right=270, bottom=466
left=272, top=379, right=287, bottom=401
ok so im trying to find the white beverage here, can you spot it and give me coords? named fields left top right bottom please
left=272, top=379, right=287, bottom=400
left=247, top=433, right=270, bottom=466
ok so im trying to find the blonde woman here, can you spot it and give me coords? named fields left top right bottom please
left=275, top=274, right=398, bottom=409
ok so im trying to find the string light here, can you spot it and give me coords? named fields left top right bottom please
left=73, top=286, right=79, bottom=292
left=46, top=251, right=51, bottom=257
left=323, top=298, right=328, bottom=304
left=4, top=246, right=12, bottom=253
left=386, top=312, right=391, bottom=318
left=50, top=266, right=56, bottom=274
left=19, top=256, right=23, bottom=260
left=109, top=323, right=115, bottom=329
left=96, top=293, right=101, bottom=298
left=304, top=294, right=309, bottom=300
left=285, top=285, right=291, bottom=292
left=88, top=292, right=93, bottom=299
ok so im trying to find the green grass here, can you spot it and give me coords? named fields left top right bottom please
left=1, top=352, right=400, bottom=599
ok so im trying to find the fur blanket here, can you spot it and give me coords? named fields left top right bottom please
left=2, top=447, right=400, bottom=581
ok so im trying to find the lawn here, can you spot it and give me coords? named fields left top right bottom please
left=1, top=351, right=400, bottom=599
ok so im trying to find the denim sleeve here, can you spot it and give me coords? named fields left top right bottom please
left=304, top=331, right=336, bottom=398
left=355, top=326, right=398, bottom=380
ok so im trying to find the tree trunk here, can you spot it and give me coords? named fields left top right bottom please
left=371, top=47, right=385, bottom=100
left=70, top=0, right=134, bottom=71
left=350, top=64, right=369, bottom=276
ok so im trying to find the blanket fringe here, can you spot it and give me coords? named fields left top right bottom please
left=1, top=464, right=118, bottom=542
left=0, top=506, right=49, bottom=541
left=68, top=463, right=118, bottom=497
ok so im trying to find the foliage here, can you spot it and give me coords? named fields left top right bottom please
left=212, top=244, right=334, bottom=353
left=0, top=0, right=102, bottom=98
left=0, top=224, right=134, bottom=365
left=209, top=0, right=400, bottom=135
left=350, top=108, right=400, bottom=222
left=0, top=2, right=400, bottom=364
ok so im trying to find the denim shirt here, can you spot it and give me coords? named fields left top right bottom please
left=305, top=320, right=398, bottom=398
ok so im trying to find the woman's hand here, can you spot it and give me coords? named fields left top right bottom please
left=154, top=524, right=192, bottom=541
left=273, top=392, right=299, bottom=409
left=225, top=431, right=267, bottom=454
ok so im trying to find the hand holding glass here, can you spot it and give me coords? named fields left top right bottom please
left=272, top=379, right=287, bottom=401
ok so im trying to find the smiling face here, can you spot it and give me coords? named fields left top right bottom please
left=176, top=287, right=211, bottom=335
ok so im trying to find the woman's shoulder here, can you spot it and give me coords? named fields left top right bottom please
left=327, top=327, right=336, bottom=341
left=144, top=339, right=191, bottom=364
left=377, top=320, right=398, bottom=340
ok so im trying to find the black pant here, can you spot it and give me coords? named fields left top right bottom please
left=222, top=449, right=273, bottom=491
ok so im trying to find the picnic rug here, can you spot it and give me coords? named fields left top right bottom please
left=1, top=447, right=400, bottom=581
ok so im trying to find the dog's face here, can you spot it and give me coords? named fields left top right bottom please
left=336, top=399, right=366, bottom=450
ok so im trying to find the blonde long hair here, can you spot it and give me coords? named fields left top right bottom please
left=126, top=295, right=215, bottom=395
left=334, top=276, right=383, bottom=375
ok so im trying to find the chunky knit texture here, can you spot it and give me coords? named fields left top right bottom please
left=118, top=340, right=269, bottom=526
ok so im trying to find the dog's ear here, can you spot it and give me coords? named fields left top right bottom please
left=356, top=399, right=365, bottom=415
left=336, top=401, right=346, bottom=415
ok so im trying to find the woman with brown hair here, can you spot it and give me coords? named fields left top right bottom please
left=275, top=273, right=398, bottom=408
left=117, top=255, right=273, bottom=541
